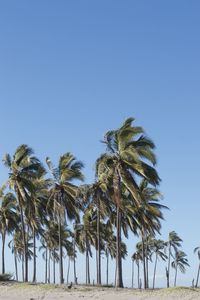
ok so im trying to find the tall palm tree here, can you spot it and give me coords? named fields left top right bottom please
left=0, top=192, right=19, bottom=274
left=171, top=250, right=189, bottom=287
left=150, top=239, right=167, bottom=289
left=96, top=118, right=160, bottom=287
left=194, top=247, right=200, bottom=287
left=165, top=231, right=182, bottom=288
left=3, top=144, right=44, bottom=281
left=79, top=182, right=111, bottom=285
left=26, top=177, right=51, bottom=282
left=46, top=153, right=84, bottom=284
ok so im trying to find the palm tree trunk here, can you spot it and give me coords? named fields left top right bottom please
left=146, top=248, right=149, bottom=288
left=116, top=206, right=123, bottom=287
left=88, top=252, right=90, bottom=284
left=2, top=231, right=6, bottom=274
left=141, top=233, right=147, bottom=289
left=86, top=233, right=88, bottom=284
left=73, top=239, right=77, bottom=284
left=115, top=261, right=117, bottom=286
left=22, top=256, right=24, bottom=282
left=53, top=249, right=56, bottom=284
left=14, top=249, right=18, bottom=281
left=114, top=169, right=123, bottom=288
left=153, top=253, right=158, bottom=289
left=137, top=262, right=140, bottom=289
left=195, top=262, right=200, bottom=287
left=32, top=228, right=36, bottom=282
left=96, top=249, right=98, bottom=284
left=132, top=260, right=134, bottom=288
left=20, top=206, right=28, bottom=281
left=167, top=244, right=171, bottom=288
left=174, top=265, right=177, bottom=287
left=106, top=252, right=109, bottom=285
left=97, top=195, right=101, bottom=285
left=48, top=249, right=51, bottom=284
left=16, top=189, right=28, bottom=282
left=58, top=214, right=64, bottom=284
left=45, top=246, right=48, bottom=283
left=67, top=256, right=70, bottom=284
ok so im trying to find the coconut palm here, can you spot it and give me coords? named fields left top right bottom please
left=79, top=182, right=111, bottom=285
left=0, top=192, right=19, bottom=274
left=104, top=234, right=116, bottom=285
left=3, top=144, right=45, bottom=281
left=150, top=239, right=167, bottom=289
left=194, top=247, right=200, bottom=287
left=135, top=179, right=167, bottom=288
left=8, top=231, right=22, bottom=281
left=75, top=207, right=97, bottom=284
left=26, top=177, right=51, bottom=282
left=165, top=231, right=182, bottom=288
left=96, top=118, right=160, bottom=287
left=46, top=153, right=84, bottom=284
left=132, top=250, right=142, bottom=288
left=171, top=250, right=189, bottom=286
left=9, top=230, right=34, bottom=281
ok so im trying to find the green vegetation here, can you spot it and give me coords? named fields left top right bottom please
left=0, top=117, right=192, bottom=289
left=0, top=273, right=13, bottom=281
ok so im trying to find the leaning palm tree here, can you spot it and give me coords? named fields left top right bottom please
left=171, top=250, right=189, bottom=287
left=46, top=153, right=84, bottom=284
left=165, top=231, right=182, bottom=288
left=3, top=144, right=45, bottom=281
left=194, top=246, right=200, bottom=287
left=0, top=192, right=19, bottom=274
left=150, top=239, right=167, bottom=289
left=96, top=118, right=160, bottom=287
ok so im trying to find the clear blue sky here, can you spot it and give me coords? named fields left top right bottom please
left=0, top=0, right=200, bottom=287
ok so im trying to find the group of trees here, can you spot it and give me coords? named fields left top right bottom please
left=131, top=231, right=190, bottom=289
left=0, top=117, right=193, bottom=288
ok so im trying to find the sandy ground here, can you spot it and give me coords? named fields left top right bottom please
left=0, top=283, right=200, bottom=300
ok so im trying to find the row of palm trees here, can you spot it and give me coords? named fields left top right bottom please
left=0, top=117, right=192, bottom=288
left=131, top=231, right=190, bottom=289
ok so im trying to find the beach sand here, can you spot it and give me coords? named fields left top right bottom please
left=0, top=283, right=200, bottom=300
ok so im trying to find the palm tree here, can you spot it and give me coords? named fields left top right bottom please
left=194, top=247, right=200, bottom=287
left=96, top=118, right=160, bottom=287
left=9, top=230, right=33, bottom=281
left=132, top=250, right=142, bottom=288
left=79, top=182, right=111, bottom=285
left=46, top=153, right=84, bottom=284
left=8, top=231, right=22, bottom=281
left=150, top=239, right=167, bottom=289
left=3, top=144, right=44, bottom=281
left=171, top=250, right=189, bottom=286
left=26, top=177, right=51, bottom=282
left=165, top=231, right=182, bottom=288
left=135, top=179, right=167, bottom=288
left=75, top=207, right=97, bottom=284
left=0, top=192, right=19, bottom=274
